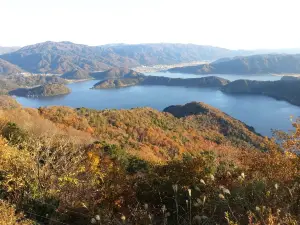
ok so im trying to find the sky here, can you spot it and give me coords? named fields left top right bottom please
left=1, top=0, right=300, bottom=49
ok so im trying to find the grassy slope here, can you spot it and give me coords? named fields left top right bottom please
left=0, top=97, right=299, bottom=224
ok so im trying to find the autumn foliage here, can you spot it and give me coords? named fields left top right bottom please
left=0, top=97, right=299, bottom=224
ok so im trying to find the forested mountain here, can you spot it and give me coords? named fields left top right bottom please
left=9, top=83, right=71, bottom=97
left=0, top=58, right=23, bottom=75
left=0, top=41, right=251, bottom=74
left=61, top=68, right=91, bottom=80
left=221, top=78, right=300, bottom=106
left=93, top=75, right=229, bottom=89
left=169, top=54, right=300, bottom=75
left=100, top=43, right=251, bottom=65
left=0, top=96, right=299, bottom=224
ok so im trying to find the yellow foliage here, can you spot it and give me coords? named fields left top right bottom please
left=0, top=200, right=33, bottom=225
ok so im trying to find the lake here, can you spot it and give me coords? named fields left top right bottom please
left=145, top=72, right=283, bottom=81
left=16, top=72, right=300, bottom=137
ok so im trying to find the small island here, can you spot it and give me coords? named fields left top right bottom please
left=61, top=67, right=144, bottom=80
left=9, top=83, right=71, bottom=97
left=93, top=70, right=230, bottom=89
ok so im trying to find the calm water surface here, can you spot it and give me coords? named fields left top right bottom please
left=145, top=71, right=283, bottom=81
left=16, top=73, right=299, bottom=137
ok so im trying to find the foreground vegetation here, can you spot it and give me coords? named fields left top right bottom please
left=0, top=96, right=299, bottom=224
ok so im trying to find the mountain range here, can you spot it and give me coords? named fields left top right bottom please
left=2, top=42, right=300, bottom=76
left=169, top=54, right=300, bottom=74
left=0, top=41, right=251, bottom=74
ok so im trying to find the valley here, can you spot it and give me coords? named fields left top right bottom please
left=2, top=0, right=300, bottom=223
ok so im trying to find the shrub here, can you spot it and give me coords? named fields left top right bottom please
left=0, top=200, right=33, bottom=225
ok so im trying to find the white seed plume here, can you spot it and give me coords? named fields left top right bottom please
left=144, top=203, right=149, bottom=210
left=161, top=205, right=166, bottom=213
left=121, top=215, right=126, bottom=221
left=223, top=188, right=231, bottom=195
left=95, top=215, right=101, bottom=221
left=219, top=193, right=225, bottom=200
left=219, top=185, right=225, bottom=190
left=172, top=184, right=178, bottom=193
left=188, top=189, right=192, bottom=197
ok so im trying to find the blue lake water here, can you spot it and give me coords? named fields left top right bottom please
left=145, top=71, right=283, bottom=81
left=16, top=73, right=300, bottom=137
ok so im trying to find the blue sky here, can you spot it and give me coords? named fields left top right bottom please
left=1, top=0, right=299, bottom=49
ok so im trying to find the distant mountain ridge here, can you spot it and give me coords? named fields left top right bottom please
left=169, top=54, right=300, bottom=75
left=0, top=46, right=20, bottom=55
left=0, top=41, right=252, bottom=74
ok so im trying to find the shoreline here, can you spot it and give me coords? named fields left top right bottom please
left=133, top=61, right=208, bottom=73
left=66, top=78, right=95, bottom=84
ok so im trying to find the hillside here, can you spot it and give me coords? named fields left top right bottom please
left=93, top=75, right=230, bottom=89
left=164, top=102, right=260, bottom=147
left=93, top=77, right=144, bottom=89
left=0, top=98, right=299, bottom=224
left=102, top=43, right=251, bottom=65
left=0, top=74, right=67, bottom=95
left=9, top=83, right=71, bottom=97
left=0, top=41, right=112, bottom=74
left=91, top=67, right=144, bottom=79
left=0, top=79, right=20, bottom=95
left=6, top=74, right=67, bottom=86
left=169, top=54, right=300, bottom=75
left=0, top=41, right=251, bottom=74
left=0, top=58, right=23, bottom=75
left=222, top=79, right=300, bottom=106
left=61, top=68, right=91, bottom=80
